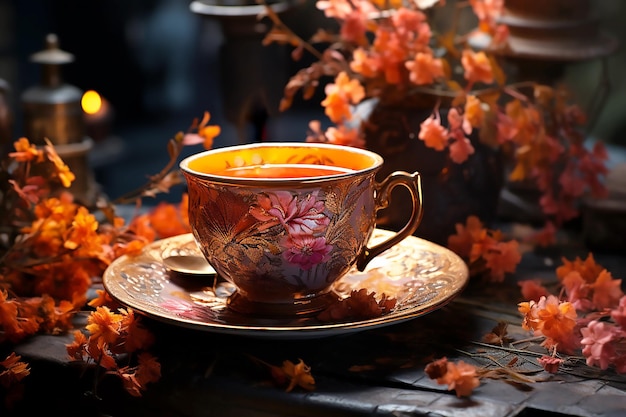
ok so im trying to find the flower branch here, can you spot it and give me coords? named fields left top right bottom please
left=261, top=0, right=609, bottom=242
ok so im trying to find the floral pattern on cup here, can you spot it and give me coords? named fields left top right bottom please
left=187, top=175, right=374, bottom=302
left=249, top=191, right=332, bottom=270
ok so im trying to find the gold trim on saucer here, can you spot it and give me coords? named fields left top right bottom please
left=102, top=229, right=469, bottom=339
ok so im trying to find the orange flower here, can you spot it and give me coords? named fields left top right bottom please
left=115, top=352, right=162, bottom=397
left=147, top=201, right=191, bottom=238
left=482, top=240, right=522, bottom=282
left=0, top=352, right=31, bottom=385
left=324, top=125, right=365, bottom=148
left=85, top=306, right=124, bottom=346
left=556, top=253, right=604, bottom=284
left=88, top=288, right=118, bottom=309
left=197, top=111, right=221, bottom=150
left=182, top=111, right=221, bottom=149
left=350, top=47, right=379, bottom=78
left=64, top=206, right=99, bottom=250
left=0, top=291, right=22, bottom=343
left=591, top=270, right=623, bottom=311
left=405, top=52, right=444, bottom=85
left=518, top=295, right=578, bottom=354
left=281, top=359, right=316, bottom=392
left=518, top=279, right=549, bottom=302
left=44, top=139, right=76, bottom=188
left=9, top=137, right=42, bottom=162
left=418, top=111, right=449, bottom=151
left=66, top=330, right=89, bottom=361
left=447, top=215, right=521, bottom=282
left=461, top=49, right=494, bottom=86
left=447, top=215, right=484, bottom=259
left=322, top=72, right=365, bottom=123
left=120, top=308, right=155, bottom=353
left=340, top=10, right=369, bottom=45
left=425, top=357, right=480, bottom=398
left=464, top=94, right=485, bottom=128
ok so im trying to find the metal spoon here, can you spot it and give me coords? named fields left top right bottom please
left=162, top=255, right=217, bottom=276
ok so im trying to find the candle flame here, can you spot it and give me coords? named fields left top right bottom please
left=81, top=90, right=102, bottom=115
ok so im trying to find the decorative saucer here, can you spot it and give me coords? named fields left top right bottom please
left=102, top=229, right=469, bottom=339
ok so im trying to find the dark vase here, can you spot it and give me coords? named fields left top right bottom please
left=355, top=98, right=504, bottom=246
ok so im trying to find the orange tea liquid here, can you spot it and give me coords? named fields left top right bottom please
left=213, top=164, right=353, bottom=179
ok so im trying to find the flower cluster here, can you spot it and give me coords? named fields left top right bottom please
left=447, top=215, right=521, bottom=282
left=67, top=296, right=161, bottom=397
left=426, top=253, right=626, bottom=399
left=262, top=0, right=609, bottom=239
left=0, top=112, right=221, bottom=401
left=518, top=253, right=626, bottom=373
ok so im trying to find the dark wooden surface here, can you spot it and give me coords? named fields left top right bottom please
left=5, top=237, right=626, bottom=417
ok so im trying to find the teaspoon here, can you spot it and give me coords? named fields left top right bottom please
left=162, top=255, right=217, bottom=277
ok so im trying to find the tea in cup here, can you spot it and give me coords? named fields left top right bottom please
left=180, top=142, right=423, bottom=316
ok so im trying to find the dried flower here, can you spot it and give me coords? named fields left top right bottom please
left=317, top=288, right=396, bottom=322
left=447, top=215, right=521, bottom=281
left=537, top=355, right=563, bottom=374
left=0, top=353, right=30, bottom=387
left=425, top=356, right=481, bottom=397
left=249, top=356, right=316, bottom=392
left=482, top=321, right=513, bottom=346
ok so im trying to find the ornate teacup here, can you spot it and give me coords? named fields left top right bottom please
left=180, top=142, right=423, bottom=316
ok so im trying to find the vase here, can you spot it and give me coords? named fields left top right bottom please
left=355, top=98, right=504, bottom=246
left=497, top=0, right=618, bottom=83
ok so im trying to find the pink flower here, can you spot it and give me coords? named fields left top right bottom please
left=537, top=355, right=563, bottom=374
left=447, top=108, right=472, bottom=135
left=610, top=296, right=626, bottom=328
left=418, top=112, right=448, bottom=151
left=250, top=191, right=330, bottom=236
left=561, top=271, right=594, bottom=312
left=495, top=112, right=518, bottom=143
left=316, top=0, right=354, bottom=20
left=324, top=125, right=365, bottom=148
left=470, top=0, right=504, bottom=27
left=449, top=136, right=475, bottom=164
left=580, top=320, right=619, bottom=370
left=281, top=234, right=332, bottom=270
left=340, top=11, right=368, bottom=44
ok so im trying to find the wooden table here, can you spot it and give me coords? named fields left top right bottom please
left=6, top=236, right=626, bottom=417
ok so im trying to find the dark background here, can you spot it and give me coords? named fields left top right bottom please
left=1, top=0, right=626, bottom=203
left=0, top=0, right=332, bottom=203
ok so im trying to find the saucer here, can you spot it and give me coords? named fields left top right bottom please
left=102, top=229, right=469, bottom=339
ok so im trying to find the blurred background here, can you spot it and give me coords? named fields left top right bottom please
left=0, top=0, right=625, bottom=205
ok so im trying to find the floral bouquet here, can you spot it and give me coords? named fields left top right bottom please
left=261, top=0, right=609, bottom=243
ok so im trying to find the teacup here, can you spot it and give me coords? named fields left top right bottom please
left=180, top=142, right=423, bottom=316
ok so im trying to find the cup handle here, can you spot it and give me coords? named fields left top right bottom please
left=355, top=171, right=423, bottom=271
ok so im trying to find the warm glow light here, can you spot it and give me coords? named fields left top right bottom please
left=81, top=90, right=102, bottom=115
